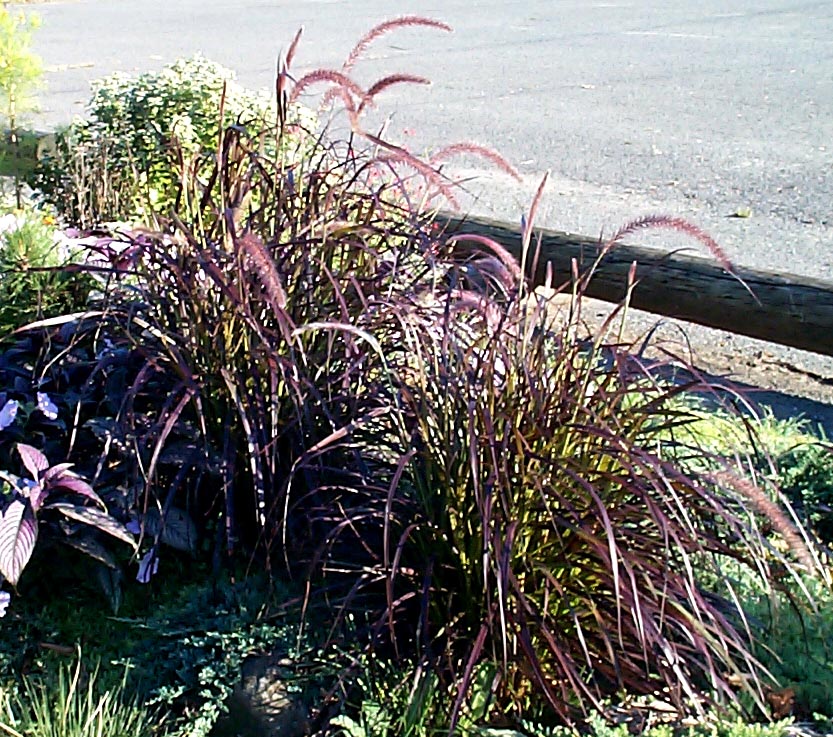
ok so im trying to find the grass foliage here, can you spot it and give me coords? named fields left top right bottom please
left=0, top=656, right=156, bottom=737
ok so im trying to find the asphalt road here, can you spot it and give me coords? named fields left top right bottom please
left=12, top=0, right=833, bottom=417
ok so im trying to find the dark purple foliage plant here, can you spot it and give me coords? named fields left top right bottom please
left=0, top=443, right=135, bottom=587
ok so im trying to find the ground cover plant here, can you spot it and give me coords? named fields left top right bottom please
left=0, top=569, right=323, bottom=737
left=668, top=408, right=833, bottom=546
left=1, top=13, right=832, bottom=737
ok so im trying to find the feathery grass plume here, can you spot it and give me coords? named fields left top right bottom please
left=371, top=154, right=461, bottom=211
left=275, top=29, right=303, bottom=134
left=320, top=16, right=452, bottom=109
left=445, top=233, right=523, bottom=285
left=592, top=214, right=760, bottom=305
left=708, top=469, right=822, bottom=576
left=357, top=74, right=431, bottom=114
left=236, top=231, right=289, bottom=312
left=429, top=142, right=522, bottom=181
left=363, top=132, right=460, bottom=207
left=601, top=214, right=731, bottom=269
left=340, top=16, right=453, bottom=75
left=284, top=25, right=304, bottom=70
left=289, top=69, right=367, bottom=109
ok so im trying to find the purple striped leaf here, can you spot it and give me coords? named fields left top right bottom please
left=17, top=444, right=48, bottom=480
left=0, top=500, right=38, bottom=586
left=49, top=474, right=106, bottom=509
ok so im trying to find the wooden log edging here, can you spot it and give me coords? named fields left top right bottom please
left=437, top=213, right=833, bottom=358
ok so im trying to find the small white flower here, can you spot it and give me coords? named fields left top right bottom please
left=36, top=393, right=59, bottom=420
left=136, top=548, right=159, bottom=584
left=0, top=591, right=10, bottom=618
left=0, top=400, right=19, bottom=430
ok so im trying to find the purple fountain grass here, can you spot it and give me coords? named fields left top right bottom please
left=340, top=16, right=453, bottom=76
left=445, top=233, right=523, bottom=285
left=601, top=214, right=733, bottom=270
left=320, top=16, right=452, bottom=109
left=276, top=27, right=304, bottom=128
left=563, top=213, right=762, bottom=309
left=708, top=469, right=822, bottom=575
left=235, top=231, right=292, bottom=329
left=341, top=266, right=829, bottom=728
left=430, top=142, right=521, bottom=182
left=357, top=74, right=432, bottom=114
left=289, top=69, right=367, bottom=111
left=284, top=25, right=304, bottom=70
left=363, top=132, right=461, bottom=208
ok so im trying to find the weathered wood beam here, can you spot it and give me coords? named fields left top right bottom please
left=438, top=213, right=833, bottom=358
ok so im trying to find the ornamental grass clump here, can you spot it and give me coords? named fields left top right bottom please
left=10, top=16, right=828, bottom=732
left=321, top=203, right=827, bottom=727
left=0, top=655, right=155, bottom=737
left=38, top=17, right=492, bottom=575
left=96, top=132, right=434, bottom=567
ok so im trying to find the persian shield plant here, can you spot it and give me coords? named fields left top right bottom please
left=0, top=443, right=135, bottom=588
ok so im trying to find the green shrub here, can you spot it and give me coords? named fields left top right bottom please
left=30, top=55, right=315, bottom=226
left=0, top=7, right=41, bottom=124
left=776, top=440, right=833, bottom=544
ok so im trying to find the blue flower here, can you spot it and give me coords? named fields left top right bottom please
left=136, top=548, right=159, bottom=584
left=0, top=400, right=19, bottom=430
left=36, top=393, right=58, bottom=420
left=126, top=519, right=142, bottom=535
left=0, top=591, right=10, bottom=618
